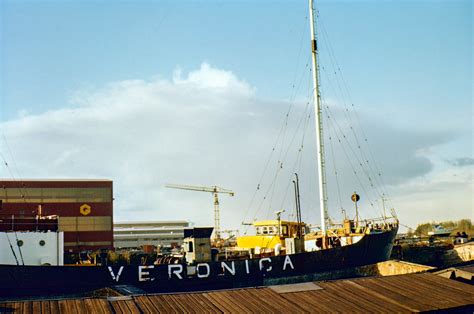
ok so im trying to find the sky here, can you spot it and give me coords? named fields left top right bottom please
left=0, top=0, right=472, bottom=233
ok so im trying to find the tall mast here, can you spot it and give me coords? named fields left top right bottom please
left=309, top=0, right=328, bottom=234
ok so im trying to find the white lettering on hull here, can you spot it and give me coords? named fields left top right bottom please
left=196, top=263, right=210, bottom=278
left=108, top=266, right=124, bottom=282
left=137, top=255, right=296, bottom=281
left=283, top=255, right=294, bottom=270
left=139, top=265, right=155, bottom=282
left=168, top=264, right=184, bottom=279
left=221, top=261, right=236, bottom=275
left=259, top=257, right=272, bottom=272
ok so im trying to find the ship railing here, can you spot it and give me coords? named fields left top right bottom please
left=308, top=215, right=398, bottom=234
left=359, top=216, right=398, bottom=228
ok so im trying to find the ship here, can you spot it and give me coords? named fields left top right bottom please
left=428, top=225, right=452, bottom=237
left=0, top=0, right=398, bottom=299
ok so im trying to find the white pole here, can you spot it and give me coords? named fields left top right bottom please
left=309, top=0, right=328, bottom=235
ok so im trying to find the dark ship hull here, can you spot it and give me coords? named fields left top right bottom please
left=0, top=227, right=397, bottom=299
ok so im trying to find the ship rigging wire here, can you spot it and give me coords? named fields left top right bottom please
left=5, top=233, right=20, bottom=266
left=245, top=4, right=397, bottom=230
left=242, top=14, right=313, bottom=232
left=326, top=114, right=344, bottom=213
left=274, top=96, right=313, bottom=220
left=251, top=94, right=313, bottom=226
left=316, top=10, right=394, bottom=209
left=243, top=78, right=314, bottom=233
left=1, top=136, right=36, bottom=262
left=14, top=232, right=25, bottom=265
left=323, top=101, right=379, bottom=216
left=1, top=135, right=31, bottom=205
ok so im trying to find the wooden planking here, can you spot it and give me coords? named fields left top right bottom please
left=318, top=275, right=436, bottom=312
left=232, top=288, right=295, bottom=312
left=342, top=279, right=414, bottom=312
left=0, top=302, right=21, bottom=313
left=21, top=301, right=33, bottom=314
left=418, top=272, right=474, bottom=297
left=230, top=289, right=284, bottom=312
left=343, top=276, right=425, bottom=311
left=164, top=294, right=194, bottom=313
left=151, top=294, right=176, bottom=313
left=183, top=292, right=222, bottom=313
left=31, top=301, right=42, bottom=314
left=123, top=299, right=142, bottom=314
left=324, top=280, right=398, bottom=313
left=158, top=294, right=188, bottom=313
left=357, top=273, right=474, bottom=311
left=386, top=274, right=472, bottom=308
left=303, top=281, right=370, bottom=313
left=269, top=282, right=323, bottom=293
left=135, top=295, right=164, bottom=313
left=202, top=288, right=307, bottom=313
left=39, top=300, right=50, bottom=314
left=145, top=295, right=181, bottom=313
left=49, top=301, right=60, bottom=314
left=308, top=287, right=371, bottom=313
left=373, top=276, right=441, bottom=310
left=360, top=277, right=434, bottom=311
left=57, top=300, right=69, bottom=314
left=200, top=292, right=239, bottom=313
left=108, top=299, right=136, bottom=314
left=82, top=299, right=97, bottom=314
left=204, top=290, right=255, bottom=313
left=165, top=293, right=220, bottom=313
left=379, top=274, right=474, bottom=309
left=1, top=272, right=473, bottom=313
left=253, top=288, right=307, bottom=313
left=278, top=290, right=334, bottom=313
left=108, top=300, right=123, bottom=313
left=75, top=299, right=90, bottom=313
left=202, top=290, right=245, bottom=313
left=86, top=299, right=112, bottom=314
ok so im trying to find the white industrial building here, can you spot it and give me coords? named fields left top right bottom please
left=113, top=220, right=190, bottom=249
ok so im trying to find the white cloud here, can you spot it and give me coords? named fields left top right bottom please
left=393, top=166, right=473, bottom=229
left=1, top=63, right=471, bottom=232
left=1, top=63, right=269, bottom=227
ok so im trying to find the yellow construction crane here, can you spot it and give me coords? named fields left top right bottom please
left=165, top=184, right=235, bottom=241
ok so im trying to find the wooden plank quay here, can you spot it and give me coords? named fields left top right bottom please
left=0, top=272, right=473, bottom=313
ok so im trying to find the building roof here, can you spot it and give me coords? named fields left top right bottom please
left=114, top=226, right=187, bottom=232
left=114, top=220, right=189, bottom=226
left=0, top=179, right=112, bottom=189
left=183, top=227, right=214, bottom=238
left=0, top=179, right=112, bottom=182
left=1, top=272, right=473, bottom=313
left=434, top=262, right=474, bottom=284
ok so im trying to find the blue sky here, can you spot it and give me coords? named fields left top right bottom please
left=0, top=0, right=472, bottom=230
left=2, top=1, right=470, bottom=118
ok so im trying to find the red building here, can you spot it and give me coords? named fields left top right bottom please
left=0, top=179, right=113, bottom=252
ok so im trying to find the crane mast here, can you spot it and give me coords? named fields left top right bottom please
left=165, top=184, right=234, bottom=241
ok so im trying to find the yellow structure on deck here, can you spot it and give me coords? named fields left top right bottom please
left=236, top=220, right=306, bottom=251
